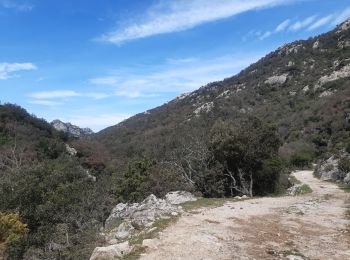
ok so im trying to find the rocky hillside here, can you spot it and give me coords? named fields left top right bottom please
left=0, top=104, right=113, bottom=259
left=95, top=19, right=350, bottom=163
left=51, top=119, right=93, bottom=138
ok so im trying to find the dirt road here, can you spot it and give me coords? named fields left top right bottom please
left=139, top=171, right=350, bottom=260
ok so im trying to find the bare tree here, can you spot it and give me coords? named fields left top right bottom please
left=0, top=136, right=26, bottom=173
left=0, top=124, right=35, bottom=175
left=224, top=167, right=253, bottom=197
left=164, top=135, right=212, bottom=188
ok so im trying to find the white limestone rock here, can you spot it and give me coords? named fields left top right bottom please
left=165, top=191, right=197, bottom=205
left=315, top=64, right=350, bottom=89
left=194, top=102, right=214, bottom=115
left=265, top=73, right=288, bottom=85
left=89, top=242, right=132, bottom=260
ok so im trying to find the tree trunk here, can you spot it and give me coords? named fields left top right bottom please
left=249, top=172, right=253, bottom=197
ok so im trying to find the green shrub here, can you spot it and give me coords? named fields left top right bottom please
left=338, top=157, right=350, bottom=173
left=114, top=159, right=156, bottom=202
left=312, top=133, right=329, bottom=147
left=290, top=152, right=313, bottom=168
left=346, top=142, right=350, bottom=154
left=0, top=212, right=28, bottom=259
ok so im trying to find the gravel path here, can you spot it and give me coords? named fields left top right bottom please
left=139, top=171, right=350, bottom=260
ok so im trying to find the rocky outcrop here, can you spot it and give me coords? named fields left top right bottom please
left=264, top=73, right=288, bottom=85
left=51, top=119, right=93, bottom=138
left=90, top=242, right=132, bottom=260
left=315, top=64, right=350, bottom=89
left=65, top=144, right=77, bottom=156
left=92, top=192, right=197, bottom=259
left=165, top=191, right=197, bottom=205
left=104, top=194, right=181, bottom=232
left=194, top=102, right=214, bottom=115
left=337, top=18, right=350, bottom=33
left=315, top=154, right=350, bottom=184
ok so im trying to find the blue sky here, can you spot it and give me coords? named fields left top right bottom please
left=1, top=0, right=350, bottom=131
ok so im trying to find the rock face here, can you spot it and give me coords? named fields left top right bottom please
left=51, top=119, right=93, bottom=138
left=315, top=154, right=349, bottom=183
left=264, top=73, right=288, bottom=85
left=315, top=63, right=350, bottom=89
left=89, top=242, right=132, bottom=260
left=92, top=192, right=197, bottom=259
left=65, top=144, right=77, bottom=156
left=165, top=191, right=197, bottom=205
left=105, top=194, right=181, bottom=232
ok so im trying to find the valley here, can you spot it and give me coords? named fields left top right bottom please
left=1, top=5, right=350, bottom=259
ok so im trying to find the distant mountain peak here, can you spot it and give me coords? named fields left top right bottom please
left=51, top=119, right=93, bottom=138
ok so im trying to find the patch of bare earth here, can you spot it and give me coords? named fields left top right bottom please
left=139, top=171, right=350, bottom=260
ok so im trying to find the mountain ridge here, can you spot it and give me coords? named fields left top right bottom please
left=51, top=119, right=93, bottom=138
left=94, top=18, right=350, bottom=164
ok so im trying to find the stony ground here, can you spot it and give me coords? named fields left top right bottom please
left=139, top=171, right=350, bottom=260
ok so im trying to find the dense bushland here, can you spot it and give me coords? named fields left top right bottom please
left=0, top=104, right=115, bottom=259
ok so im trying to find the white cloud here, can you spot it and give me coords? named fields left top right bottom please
left=275, top=19, right=290, bottom=32
left=259, top=6, right=350, bottom=37
left=29, top=90, right=109, bottom=100
left=29, top=90, right=80, bottom=99
left=88, top=76, right=119, bottom=85
left=85, top=92, right=110, bottom=99
left=98, top=0, right=298, bottom=44
left=289, top=15, right=316, bottom=31
left=259, top=31, right=272, bottom=40
left=89, top=53, right=263, bottom=97
left=166, top=57, right=198, bottom=64
left=29, top=100, right=62, bottom=106
left=308, top=15, right=334, bottom=31
left=114, top=90, right=156, bottom=98
left=0, top=62, right=37, bottom=80
left=0, top=0, right=33, bottom=12
left=332, top=7, right=350, bottom=25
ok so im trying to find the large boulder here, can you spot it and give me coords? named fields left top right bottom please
left=89, top=242, right=132, bottom=260
left=344, top=173, right=350, bottom=185
left=316, top=156, right=341, bottom=181
left=165, top=191, right=197, bottom=205
left=92, top=191, right=197, bottom=259
left=315, top=154, right=349, bottom=183
left=105, top=192, right=197, bottom=232
left=105, top=194, right=180, bottom=232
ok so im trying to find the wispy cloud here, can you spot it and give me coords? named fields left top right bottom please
left=0, top=62, right=36, bottom=80
left=306, top=7, right=350, bottom=31
left=289, top=15, right=316, bottom=31
left=257, top=6, right=350, bottom=40
left=29, top=100, right=62, bottom=106
left=88, top=76, right=119, bottom=85
left=0, top=0, right=34, bottom=12
left=332, top=6, right=350, bottom=25
left=89, top=53, right=263, bottom=98
left=166, top=57, right=198, bottom=64
left=29, top=90, right=80, bottom=99
left=29, top=90, right=109, bottom=101
left=254, top=18, right=290, bottom=40
left=98, top=0, right=299, bottom=44
left=275, top=19, right=290, bottom=32
left=308, top=15, right=334, bottom=31
left=259, top=31, right=272, bottom=40
left=114, top=90, right=157, bottom=98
